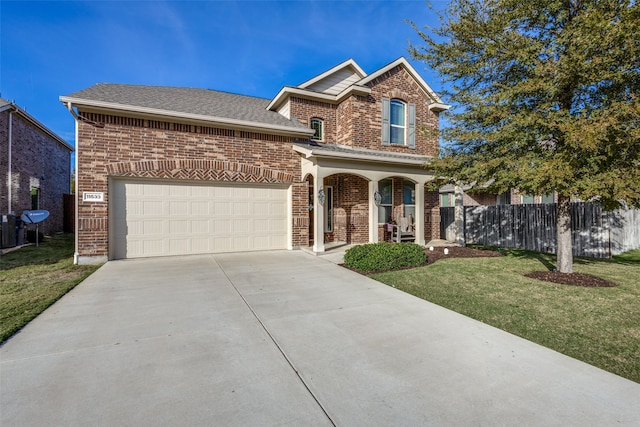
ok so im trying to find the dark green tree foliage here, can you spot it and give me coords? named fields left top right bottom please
left=411, top=0, right=640, bottom=272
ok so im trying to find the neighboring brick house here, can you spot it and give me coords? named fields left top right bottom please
left=60, top=57, right=449, bottom=264
left=1, top=98, right=73, bottom=237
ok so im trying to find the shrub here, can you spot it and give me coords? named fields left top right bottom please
left=344, top=242, right=426, bottom=272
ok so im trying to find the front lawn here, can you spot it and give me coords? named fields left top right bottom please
left=370, top=249, right=640, bottom=383
left=0, top=234, right=101, bottom=343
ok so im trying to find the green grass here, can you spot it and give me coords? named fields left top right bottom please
left=371, top=249, right=640, bottom=383
left=0, top=234, right=101, bottom=343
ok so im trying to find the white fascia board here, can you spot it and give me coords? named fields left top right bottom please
left=293, top=144, right=431, bottom=166
left=267, top=85, right=372, bottom=111
left=429, top=102, right=451, bottom=112
left=61, top=96, right=315, bottom=138
left=267, top=87, right=337, bottom=111
left=297, top=58, right=367, bottom=89
left=335, top=85, right=371, bottom=102
left=358, top=57, right=451, bottom=108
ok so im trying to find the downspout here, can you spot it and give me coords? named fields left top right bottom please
left=66, top=102, right=80, bottom=264
left=7, top=109, right=12, bottom=214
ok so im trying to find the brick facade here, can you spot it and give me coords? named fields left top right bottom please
left=70, top=59, right=445, bottom=260
left=289, top=65, right=441, bottom=245
left=75, top=112, right=308, bottom=258
left=0, top=108, right=71, bottom=235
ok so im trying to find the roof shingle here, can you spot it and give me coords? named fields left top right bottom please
left=63, top=84, right=308, bottom=131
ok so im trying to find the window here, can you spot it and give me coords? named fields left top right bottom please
left=382, top=98, right=416, bottom=148
left=522, top=194, right=535, bottom=204
left=497, top=191, right=511, bottom=205
left=31, top=187, right=40, bottom=210
left=325, top=186, right=333, bottom=232
left=310, top=118, right=323, bottom=141
left=390, top=100, right=406, bottom=145
left=403, top=180, right=415, bottom=222
left=441, top=192, right=454, bottom=207
left=377, top=179, right=393, bottom=223
left=541, top=193, right=554, bottom=204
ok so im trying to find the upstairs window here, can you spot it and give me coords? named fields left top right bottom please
left=382, top=98, right=416, bottom=148
left=310, top=118, right=323, bottom=141
left=390, top=100, right=406, bottom=145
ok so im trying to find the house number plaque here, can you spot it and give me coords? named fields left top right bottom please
left=83, top=192, right=104, bottom=202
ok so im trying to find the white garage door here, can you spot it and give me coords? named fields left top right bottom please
left=111, top=180, right=288, bottom=259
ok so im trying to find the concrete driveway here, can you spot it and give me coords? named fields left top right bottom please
left=1, top=251, right=639, bottom=426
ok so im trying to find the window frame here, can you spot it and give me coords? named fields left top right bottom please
left=441, top=192, right=455, bottom=207
left=402, top=180, right=415, bottom=221
left=389, top=99, right=406, bottom=145
left=31, top=187, right=40, bottom=210
left=324, top=186, right=333, bottom=232
left=310, top=118, right=324, bottom=141
left=377, top=179, right=393, bottom=224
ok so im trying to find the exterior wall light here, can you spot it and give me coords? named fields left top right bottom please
left=374, top=190, right=382, bottom=206
left=318, top=189, right=326, bottom=206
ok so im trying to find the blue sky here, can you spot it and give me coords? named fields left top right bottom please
left=1, top=0, right=446, bottom=147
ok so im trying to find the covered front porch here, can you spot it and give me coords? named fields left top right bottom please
left=294, top=142, right=440, bottom=253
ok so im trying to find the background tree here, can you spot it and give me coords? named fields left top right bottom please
left=411, top=0, right=640, bottom=273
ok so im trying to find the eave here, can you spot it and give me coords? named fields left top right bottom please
left=267, top=85, right=372, bottom=111
left=60, top=96, right=315, bottom=138
left=2, top=102, right=73, bottom=151
left=293, top=143, right=433, bottom=167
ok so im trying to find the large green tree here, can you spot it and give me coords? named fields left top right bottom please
left=411, top=0, right=640, bottom=272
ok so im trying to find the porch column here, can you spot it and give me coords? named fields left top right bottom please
left=415, top=181, right=425, bottom=246
left=368, top=180, right=379, bottom=243
left=313, top=173, right=325, bottom=253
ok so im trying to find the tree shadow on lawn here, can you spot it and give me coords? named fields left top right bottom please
left=503, top=247, right=640, bottom=269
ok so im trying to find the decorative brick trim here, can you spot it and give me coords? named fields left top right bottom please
left=79, top=217, right=108, bottom=231
left=80, top=112, right=295, bottom=142
left=106, top=159, right=294, bottom=183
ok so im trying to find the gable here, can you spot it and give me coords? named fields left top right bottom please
left=297, top=59, right=366, bottom=94
left=303, top=67, right=364, bottom=95
left=268, top=57, right=449, bottom=113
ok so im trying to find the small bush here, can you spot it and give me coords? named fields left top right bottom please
left=344, top=242, right=426, bottom=272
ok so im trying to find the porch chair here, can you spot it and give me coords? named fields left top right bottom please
left=391, top=215, right=415, bottom=243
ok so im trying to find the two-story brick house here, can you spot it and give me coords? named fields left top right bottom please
left=60, top=57, right=449, bottom=264
left=1, top=98, right=73, bottom=237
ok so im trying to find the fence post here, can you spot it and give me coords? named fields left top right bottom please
left=454, top=185, right=465, bottom=246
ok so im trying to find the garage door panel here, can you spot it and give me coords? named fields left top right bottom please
left=192, top=220, right=210, bottom=233
left=191, top=201, right=210, bottom=215
left=143, top=220, right=165, bottom=235
left=111, top=180, right=288, bottom=259
left=169, top=201, right=189, bottom=216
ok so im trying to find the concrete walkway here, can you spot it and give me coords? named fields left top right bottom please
left=1, top=251, right=639, bottom=426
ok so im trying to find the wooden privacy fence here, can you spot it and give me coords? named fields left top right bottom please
left=441, top=203, right=640, bottom=258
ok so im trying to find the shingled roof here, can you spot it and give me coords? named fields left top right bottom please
left=60, top=84, right=313, bottom=136
left=293, top=141, right=433, bottom=165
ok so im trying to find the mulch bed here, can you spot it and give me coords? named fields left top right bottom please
left=425, top=245, right=503, bottom=264
left=524, top=271, right=618, bottom=287
left=347, top=245, right=616, bottom=287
